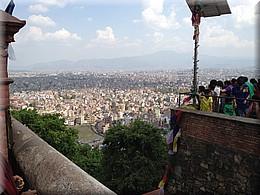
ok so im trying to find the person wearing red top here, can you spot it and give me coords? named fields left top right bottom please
left=0, top=153, right=37, bottom=195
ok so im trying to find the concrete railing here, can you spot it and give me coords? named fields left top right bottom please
left=11, top=118, right=116, bottom=195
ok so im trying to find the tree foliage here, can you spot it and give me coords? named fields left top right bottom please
left=11, top=109, right=102, bottom=179
left=12, top=110, right=168, bottom=193
left=101, top=120, right=167, bottom=195
left=12, top=109, right=78, bottom=158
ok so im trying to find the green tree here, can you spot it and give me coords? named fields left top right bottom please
left=71, top=144, right=103, bottom=180
left=101, top=120, right=167, bottom=195
left=12, top=109, right=78, bottom=159
left=11, top=109, right=103, bottom=180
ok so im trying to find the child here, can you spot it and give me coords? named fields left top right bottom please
left=198, top=89, right=213, bottom=112
left=223, top=97, right=236, bottom=116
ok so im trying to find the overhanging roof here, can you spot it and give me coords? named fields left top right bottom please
left=0, top=9, right=26, bottom=25
left=186, top=0, right=231, bottom=18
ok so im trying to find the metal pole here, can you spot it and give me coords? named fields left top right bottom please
left=192, top=24, right=199, bottom=107
left=193, top=25, right=199, bottom=93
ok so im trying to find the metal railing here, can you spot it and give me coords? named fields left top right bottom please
left=177, top=92, right=260, bottom=116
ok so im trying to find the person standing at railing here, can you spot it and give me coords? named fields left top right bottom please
left=221, top=78, right=237, bottom=97
left=214, top=80, right=224, bottom=113
left=249, top=78, right=260, bottom=98
left=246, top=95, right=260, bottom=118
left=208, top=79, right=217, bottom=95
left=197, top=85, right=206, bottom=110
left=197, top=89, right=213, bottom=112
left=208, top=80, right=217, bottom=112
left=256, top=79, right=260, bottom=98
left=243, top=77, right=255, bottom=99
left=223, top=97, right=236, bottom=116
left=232, top=77, right=250, bottom=117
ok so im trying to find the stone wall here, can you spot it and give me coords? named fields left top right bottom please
left=170, top=108, right=260, bottom=194
left=11, top=118, right=116, bottom=195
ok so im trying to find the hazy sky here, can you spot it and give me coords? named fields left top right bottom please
left=0, top=0, right=258, bottom=68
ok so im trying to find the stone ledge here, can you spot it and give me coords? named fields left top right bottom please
left=11, top=118, right=116, bottom=195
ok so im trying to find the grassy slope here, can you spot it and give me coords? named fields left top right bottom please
left=75, top=124, right=102, bottom=142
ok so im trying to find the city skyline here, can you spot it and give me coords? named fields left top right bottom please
left=9, top=68, right=258, bottom=131
left=0, top=0, right=258, bottom=69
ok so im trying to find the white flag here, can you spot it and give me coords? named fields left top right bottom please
left=8, top=44, right=16, bottom=60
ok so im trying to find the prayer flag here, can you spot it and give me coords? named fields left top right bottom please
left=183, top=96, right=192, bottom=104
left=8, top=44, right=16, bottom=60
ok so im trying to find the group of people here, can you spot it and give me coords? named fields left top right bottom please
left=196, top=76, right=260, bottom=119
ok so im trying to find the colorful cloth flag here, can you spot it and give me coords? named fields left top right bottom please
left=191, top=11, right=202, bottom=26
left=158, top=164, right=176, bottom=192
left=182, top=96, right=192, bottom=105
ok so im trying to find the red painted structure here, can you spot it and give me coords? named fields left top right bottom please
left=0, top=10, right=25, bottom=160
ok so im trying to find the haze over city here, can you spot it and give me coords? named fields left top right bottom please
left=0, top=0, right=258, bottom=70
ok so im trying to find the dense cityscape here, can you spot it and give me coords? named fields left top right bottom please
left=1, top=0, right=258, bottom=194
left=9, top=68, right=257, bottom=134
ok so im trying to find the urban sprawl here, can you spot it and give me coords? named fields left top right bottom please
left=9, top=68, right=257, bottom=134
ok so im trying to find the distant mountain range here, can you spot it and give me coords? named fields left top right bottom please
left=10, top=50, right=255, bottom=72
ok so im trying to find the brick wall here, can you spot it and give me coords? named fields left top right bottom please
left=180, top=109, right=260, bottom=155
left=168, top=108, right=260, bottom=194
